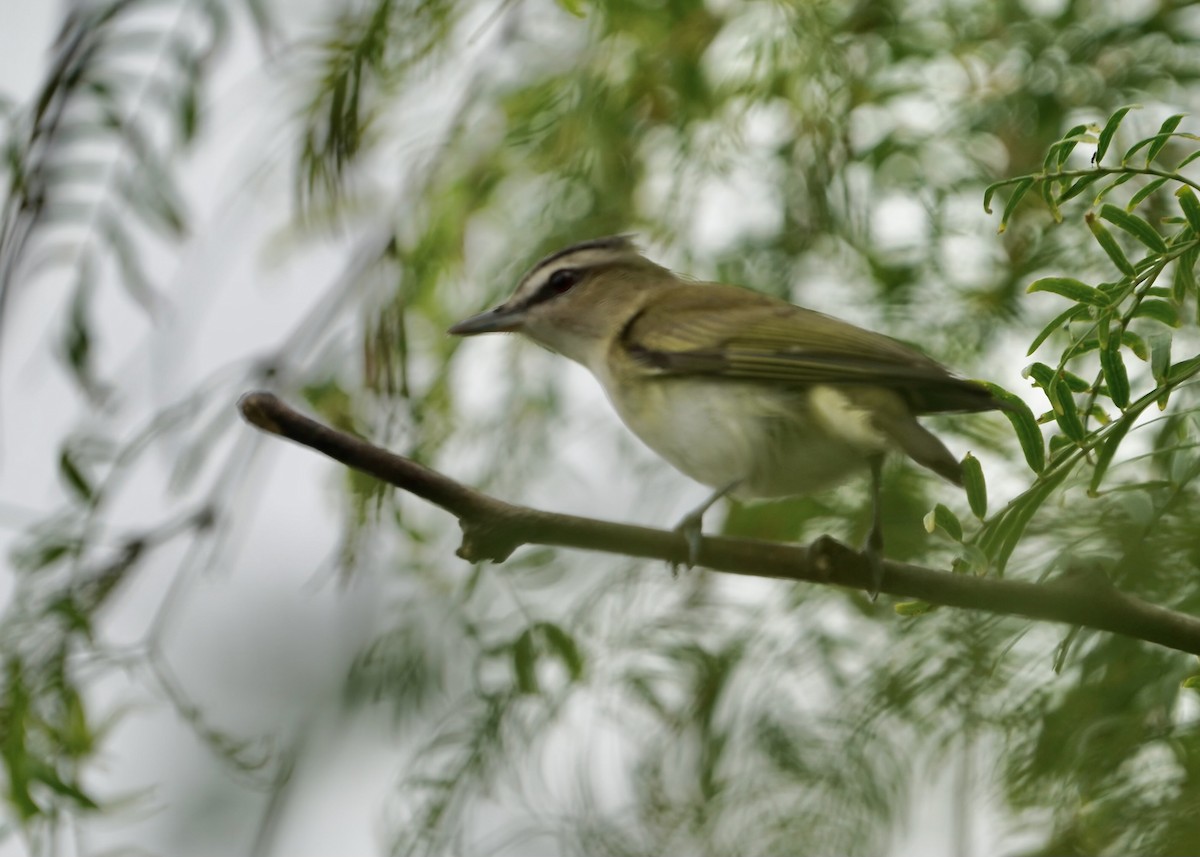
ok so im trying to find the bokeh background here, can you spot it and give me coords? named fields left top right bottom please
left=3, top=0, right=1200, bottom=855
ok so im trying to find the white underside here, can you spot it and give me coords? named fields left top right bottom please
left=523, top=320, right=897, bottom=498
left=598, top=373, right=893, bottom=498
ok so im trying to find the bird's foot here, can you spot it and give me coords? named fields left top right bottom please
left=668, top=482, right=739, bottom=576
left=671, top=510, right=705, bottom=575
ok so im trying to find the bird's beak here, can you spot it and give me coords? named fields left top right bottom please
left=447, top=304, right=525, bottom=336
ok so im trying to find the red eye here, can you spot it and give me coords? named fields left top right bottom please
left=549, top=269, right=580, bottom=294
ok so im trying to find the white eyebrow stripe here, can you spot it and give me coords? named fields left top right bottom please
left=509, top=243, right=643, bottom=306
left=528, top=235, right=638, bottom=273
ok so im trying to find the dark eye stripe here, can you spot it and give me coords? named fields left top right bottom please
left=550, top=269, right=580, bottom=292
left=529, top=267, right=582, bottom=305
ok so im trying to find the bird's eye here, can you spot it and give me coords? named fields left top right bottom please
left=548, top=268, right=580, bottom=294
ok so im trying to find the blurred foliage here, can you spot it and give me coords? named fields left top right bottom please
left=0, top=0, right=240, bottom=399
left=4, top=0, right=1200, bottom=856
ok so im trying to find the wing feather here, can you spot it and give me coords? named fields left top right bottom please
left=621, top=284, right=1002, bottom=415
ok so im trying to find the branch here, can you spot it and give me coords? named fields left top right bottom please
left=238, top=391, right=1200, bottom=657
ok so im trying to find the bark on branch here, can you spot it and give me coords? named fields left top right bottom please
left=238, top=391, right=1200, bottom=657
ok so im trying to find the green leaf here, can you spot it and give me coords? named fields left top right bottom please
left=982, top=178, right=1015, bottom=214
left=1061, top=370, right=1093, bottom=392
left=1122, top=116, right=1187, bottom=165
left=28, top=760, right=99, bottom=811
left=1176, top=187, right=1200, bottom=233
left=1172, top=246, right=1197, bottom=302
left=1133, top=299, right=1181, bottom=327
left=998, top=175, right=1036, bottom=231
left=555, top=0, right=588, bottom=17
left=1099, top=334, right=1130, bottom=409
left=1099, top=203, right=1167, bottom=252
left=64, top=276, right=94, bottom=387
left=1167, top=354, right=1200, bottom=384
left=59, top=450, right=94, bottom=502
left=1147, top=114, right=1186, bottom=164
left=976, top=465, right=1073, bottom=575
left=1048, top=375, right=1085, bottom=441
left=1040, top=175, right=1063, bottom=223
left=179, top=83, right=199, bottom=142
left=1024, top=363, right=1090, bottom=393
left=1041, top=145, right=1060, bottom=175
left=1085, top=403, right=1111, bottom=426
left=1057, top=173, right=1103, bottom=204
left=1179, top=149, right=1200, bottom=169
left=1150, top=333, right=1172, bottom=382
left=1, top=662, right=40, bottom=820
left=1045, top=124, right=1090, bottom=171
left=1096, top=313, right=1111, bottom=349
left=1121, top=330, right=1149, bottom=360
left=924, top=503, right=963, bottom=541
left=538, top=623, right=585, bottom=681
left=962, top=454, right=987, bottom=519
left=513, top=629, right=538, bottom=694
left=1079, top=329, right=1148, bottom=361
left=15, top=537, right=79, bottom=572
left=1023, top=362, right=1053, bottom=388
left=980, top=383, right=1045, bottom=473
left=114, top=167, right=187, bottom=239
left=1095, top=171, right=1137, bottom=204
left=1026, top=303, right=1088, bottom=356
left=59, top=686, right=95, bottom=758
left=1086, top=212, right=1136, bottom=275
left=1026, top=277, right=1107, bottom=305
left=1088, top=408, right=1143, bottom=496
left=1061, top=126, right=1093, bottom=164
left=1096, top=108, right=1136, bottom=162
left=1127, top=176, right=1169, bottom=211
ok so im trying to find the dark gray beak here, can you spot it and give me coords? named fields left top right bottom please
left=447, top=304, right=525, bottom=336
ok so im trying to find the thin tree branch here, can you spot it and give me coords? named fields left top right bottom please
left=238, top=391, right=1200, bottom=657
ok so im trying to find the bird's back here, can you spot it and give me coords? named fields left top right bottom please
left=616, top=282, right=1005, bottom=417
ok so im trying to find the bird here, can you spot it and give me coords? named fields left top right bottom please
left=448, top=235, right=1008, bottom=595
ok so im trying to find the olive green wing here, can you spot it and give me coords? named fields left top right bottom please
left=621, top=284, right=1002, bottom=415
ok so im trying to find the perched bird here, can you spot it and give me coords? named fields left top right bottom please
left=449, top=235, right=1007, bottom=594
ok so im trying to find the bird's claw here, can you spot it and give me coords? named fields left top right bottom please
left=671, top=512, right=705, bottom=575
left=668, top=482, right=738, bottom=577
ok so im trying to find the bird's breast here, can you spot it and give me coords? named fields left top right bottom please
left=598, top=374, right=889, bottom=498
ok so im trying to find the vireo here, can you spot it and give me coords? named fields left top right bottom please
left=449, top=235, right=1007, bottom=594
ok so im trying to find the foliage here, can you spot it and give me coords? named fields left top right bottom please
left=3, top=0, right=1200, bottom=856
left=958, top=112, right=1200, bottom=579
left=0, top=0, right=239, bottom=397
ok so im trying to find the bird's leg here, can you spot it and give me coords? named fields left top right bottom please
left=865, top=455, right=885, bottom=599
left=673, top=480, right=741, bottom=572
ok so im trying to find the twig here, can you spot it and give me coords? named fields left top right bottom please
left=238, top=391, right=1200, bottom=657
